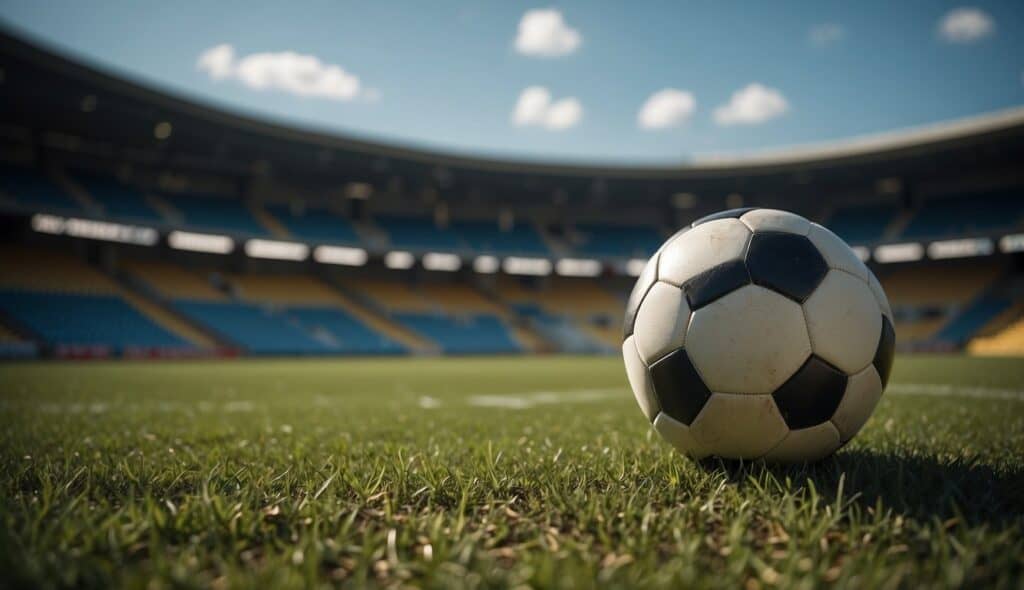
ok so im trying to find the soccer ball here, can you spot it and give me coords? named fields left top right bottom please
left=622, top=208, right=895, bottom=462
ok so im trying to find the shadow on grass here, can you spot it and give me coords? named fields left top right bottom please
left=699, top=449, right=1024, bottom=528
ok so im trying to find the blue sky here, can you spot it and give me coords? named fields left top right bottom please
left=1, top=0, right=1022, bottom=164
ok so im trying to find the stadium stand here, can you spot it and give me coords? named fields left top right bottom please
left=392, top=313, right=519, bottom=354
left=572, top=223, right=662, bottom=258
left=340, top=277, right=523, bottom=353
left=121, top=260, right=228, bottom=301
left=418, top=282, right=543, bottom=352
left=824, top=203, right=900, bottom=245
left=879, top=263, right=1001, bottom=309
left=932, top=292, right=1014, bottom=346
left=226, top=273, right=406, bottom=354
left=451, top=220, right=550, bottom=256
left=0, top=321, right=39, bottom=358
left=0, top=164, right=81, bottom=213
left=0, top=247, right=194, bottom=353
left=0, top=291, right=188, bottom=351
left=969, top=313, right=1024, bottom=356
left=347, top=279, right=437, bottom=313
left=377, top=215, right=462, bottom=250
left=161, top=192, right=268, bottom=236
left=173, top=300, right=328, bottom=355
left=1, top=30, right=1022, bottom=359
left=877, top=262, right=1005, bottom=346
left=263, top=203, right=362, bottom=243
left=901, top=191, right=1024, bottom=240
left=72, top=173, right=164, bottom=223
left=495, top=277, right=617, bottom=353
left=127, top=268, right=408, bottom=355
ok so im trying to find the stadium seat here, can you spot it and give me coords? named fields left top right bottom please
left=73, top=173, right=164, bottom=223
left=392, top=312, right=520, bottom=354
left=264, top=203, right=361, bottom=243
left=901, top=191, right=1024, bottom=239
left=173, top=299, right=329, bottom=355
left=222, top=273, right=407, bottom=354
left=968, top=312, right=1024, bottom=356
left=878, top=263, right=1001, bottom=308
left=121, top=260, right=228, bottom=301
left=0, top=289, right=189, bottom=351
left=0, top=164, right=80, bottom=213
left=450, top=220, right=550, bottom=256
left=288, top=306, right=404, bottom=354
left=376, top=215, right=463, bottom=250
left=511, top=302, right=608, bottom=353
left=573, top=223, right=662, bottom=258
left=348, top=279, right=437, bottom=313
left=823, top=203, right=899, bottom=245
left=162, top=192, right=267, bottom=236
left=0, top=245, right=118, bottom=293
left=932, top=293, right=1014, bottom=347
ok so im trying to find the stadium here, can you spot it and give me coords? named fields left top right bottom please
left=1, top=7, right=1023, bottom=589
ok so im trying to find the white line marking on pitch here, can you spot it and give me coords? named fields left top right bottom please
left=467, top=388, right=623, bottom=409
left=464, top=383, right=1024, bottom=410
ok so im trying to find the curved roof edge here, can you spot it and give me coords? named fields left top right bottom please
left=692, top=106, right=1024, bottom=168
left=3, top=26, right=1024, bottom=179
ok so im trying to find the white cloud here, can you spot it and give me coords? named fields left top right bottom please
left=513, top=86, right=582, bottom=130
left=809, top=23, right=844, bottom=47
left=197, top=44, right=235, bottom=79
left=939, top=8, right=994, bottom=43
left=515, top=9, right=582, bottom=57
left=637, top=89, right=697, bottom=130
left=714, top=83, right=789, bottom=126
left=197, top=44, right=368, bottom=101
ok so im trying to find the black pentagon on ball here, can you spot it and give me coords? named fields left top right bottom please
left=772, top=355, right=848, bottom=430
left=649, top=348, right=712, bottom=426
left=873, top=315, right=896, bottom=387
left=745, top=232, right=828, bottom=303
left=622, top=251, right=660, bottom=340
left=690, top=207, right=759, bottom=228
left=683, top=259, right=751, bottom=310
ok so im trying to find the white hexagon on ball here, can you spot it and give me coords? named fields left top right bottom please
left=686, top=284, right=811, bottom=395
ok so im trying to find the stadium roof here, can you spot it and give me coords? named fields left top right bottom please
left=2, top=27, right=1023, bottom=189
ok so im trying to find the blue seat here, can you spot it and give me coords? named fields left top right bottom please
left=825, top=204, right=899, bottom=245
left=163, top=193, right=267, bottom=236
left=0, top=290, right=188, bottom=351
left=902, top=192, right=1024, bottom=240
left=0, top=164, right=80, bottom=213
left=451, top=220, right=549, bottom=256
left=264, top=204, right=361, bottom=243
left=574, top=223, right=662, bottom=258
left=288, top=306, right=405, bottom=354
left=511, top=302, right=607, bottom=353
left=173, top=300, right=327, bottom=355
left=74, top=173, right=163, bottom=223
left=377, top=216, right=463, bottom=250
left=932, top=294, right=1012, bottom=346
left=393, top=312, right=520, bottom=354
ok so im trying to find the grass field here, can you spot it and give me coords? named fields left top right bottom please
left=1, top=355, right=1022, bottom=589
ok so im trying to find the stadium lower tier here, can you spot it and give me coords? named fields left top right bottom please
left=0, top=247, right=1021, bottom=358
left=0, top=289, right=190, bottom=353
left=172, top=300, right=405, bottom=355
left=392, top=313, right=521, bottom=354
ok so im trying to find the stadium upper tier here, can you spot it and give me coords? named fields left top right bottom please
left=2, top=165, right=1022, bottom=264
